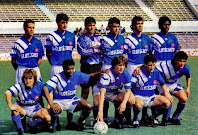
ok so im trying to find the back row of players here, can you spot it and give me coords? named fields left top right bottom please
left=5, top=13, right=190, bottom=134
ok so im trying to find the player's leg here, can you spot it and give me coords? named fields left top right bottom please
left=132, top=97, right=144, bottom=128
left=49, top=102, right=62, bottom=133
left=11, top=105, right=25, bottom=135
left=150, top=95, right=171, bottom=126
left=73, top=99, right=93, bottom=131
left=171, top=89, right=187, bottom=125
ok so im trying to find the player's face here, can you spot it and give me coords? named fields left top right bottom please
left=134, top=20, right=143, bottom=33
left=114, top=62, right=125, bottom=75
left=24, top=75, right=34, bottom=89
left=85, top=22, right=96, bottom=35
left=174, top=59, right=186, bottom=70
left=57, top=19, right=68, bottom=32
left=145, top=61, right=156, bottom=74
left=24, top=23, right=35, bottom=37
left=109, top=23, right=120, bottom=37
left=161, top=21, right=171, bottom=34
left=64, top=65, right=75, bottom=78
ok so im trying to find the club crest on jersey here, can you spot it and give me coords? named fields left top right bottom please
left=35, top=95, right=39, bottom=100
left=171, top=43, right=175, bottom=47
left=120, top=45, right=124, bottom=49
left=144, top=44, right=148, bottom=49
left=153, top=80, right=157, bottom=85
left=35, top=48, right=39, bottom=53
left=69, top=41, right=73, bottom=45
left=75, top=85, right=78, bottom=89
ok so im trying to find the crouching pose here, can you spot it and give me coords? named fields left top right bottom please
left=131, top=54, right=173, bottom=128
left=156, top=51, right=191, bottom=125
left=93, top=55, right=135, bottom=129
left=5, top=69, right=51, bottom=135
left=43, top=59, right=105, bottom=132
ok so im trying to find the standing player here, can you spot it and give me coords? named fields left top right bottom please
left=124, top=16, right=152, bottom=125
left=93, top=55, right=135, bottom=129
left=45, top=13, right=76, bottom=78
left=5, top=69, right=51, bottom=135
left=43, top=59, right=106, bottom=132
left=151, top=16, right=180, bottom=62
left=10, top=19, right=44, bottom=84
left=131, top=54, right=173, bottom=128
left=100, top=17, right=125, bottom=70
left=156, top=51, right=191, bottom=125
left=77, top=16, right=102, bottom=100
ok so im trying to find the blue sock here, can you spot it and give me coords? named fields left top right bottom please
left=172, top=102, right=186, bottom=120
left=12, top=114, right=24, bottom=131
left=166, top=104, right=172, bottom=119
left=133, top=106, right=142, bottom=121
left=29, top=118, right=43, bottom=127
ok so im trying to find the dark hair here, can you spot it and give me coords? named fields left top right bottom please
left=85, top=17, right=96, bottom=27
left=62, top=59, right=75, bottom=70
left=56, top=13, right=69, bottom=23
left=172, top=51, right=188, bottom=64
left=23, top=19, right=35, bottom=28
left=108, top=17, right=120, bottom=28
left=22, top=69, right=37, bottom=85
left=158, top=16, right=171, bottom=29
left=144, top=54, right=157, bottom=65
left=111, top=55, right=127, bottom=69
left=130, top=16, right=143, bottom=30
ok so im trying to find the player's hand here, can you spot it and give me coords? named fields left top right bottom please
left=51, top=104, right=61, bottom=114
left=96, top=111, right=104, bottom=122
left=128, top=93, right=135, bottom=105
left=186, top=87, right=190, bottom=97
left=164, top=92, right=174, bottom=103
left=119, top=103, right=126, bottom=114
left=133, top=67, right=141, bottom=76
left=102, top=69, right=109, bottom=75
left=9, top=104, right=19, bottom=112
left=90, top=41, right=101, bottom=48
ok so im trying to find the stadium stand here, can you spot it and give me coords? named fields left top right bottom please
left=0, top=0, right=51, bottom=22
left=42, top=0, right=152, bottom=21
left=142, top=0, right=197, bottom=21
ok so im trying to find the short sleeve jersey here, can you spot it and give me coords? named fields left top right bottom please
left=10, top=35, right=44, bottom=68
left=45, top=71, right=90, bottom=99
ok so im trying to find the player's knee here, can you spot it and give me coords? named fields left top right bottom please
left=180, top=97, right=188, bottom=103
left=44, top=114, right=51, bottom=122
left=87, top=102, right=93, bottom=110
left=135, top=101, right=144, bottom=109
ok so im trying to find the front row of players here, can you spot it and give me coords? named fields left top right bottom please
left=5, top=51, right=190, bottom=134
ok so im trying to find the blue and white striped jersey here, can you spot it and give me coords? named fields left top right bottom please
left=156, top=60, right=191, bottom=84
left=8, top=82, right=44, bottom=106
left=45, top=71, right=90, bottom=99
left=100, top=33, right=125, bottom=64
left=10, top=35, right=44, bottom=68
left=125, top=33, right=152, bottom=64
left=45, top=30, right=76, bottom=65
left=131, top=67, right=165, bottom=97
left=77, top=33, right=102, bottom=65
left=97, top=68, right=131, bottom=92
left=151, top=32, right=180, bottom=61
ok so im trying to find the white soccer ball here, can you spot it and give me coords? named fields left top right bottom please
left=94, top=121, right=108, bottom=134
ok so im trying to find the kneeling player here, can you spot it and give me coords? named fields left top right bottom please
left=43, top=59, right=105, bottom=132
left=131, top=54, right=173, bottom=128
left=5, top=69, right=51, bottom=135
left=93, top=55, right=135, bottom=129
left=156, top=51, right=191, bottom=125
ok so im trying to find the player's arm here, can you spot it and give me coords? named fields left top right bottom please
left=5, top=90, right=18, bottom=111
left=133, top=64, right=144, bottom=76
left=97, top=87, right=106, bottom=122
left=90, top=69, right=109, bottom=77
left=119, top=89, right=134, bottom=114
left=161, top=83, right=174, bottom=103
left=46, top=49, right=52, bottom=65
left=186, top=77, right=191, bottom=97
left=43, top=85, right=53, bottom=107
left=38, top=58, right=42, bottom=67
left=11, top=57, right=18, bottom=70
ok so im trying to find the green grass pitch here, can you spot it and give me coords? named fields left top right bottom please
left=0, top=57, right=198, bottom=135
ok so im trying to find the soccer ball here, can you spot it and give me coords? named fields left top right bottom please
left=94, top=121, right=108, bottom=134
